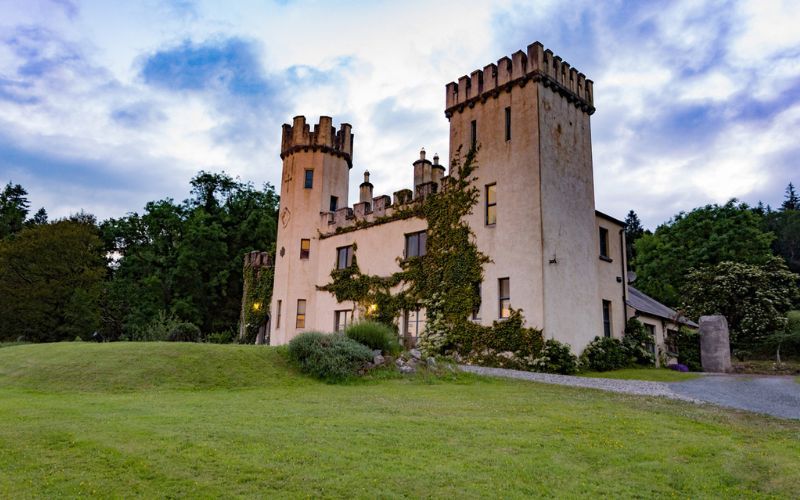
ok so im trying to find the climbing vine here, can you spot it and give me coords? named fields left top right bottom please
left=242, top=258, right=274, bottom=343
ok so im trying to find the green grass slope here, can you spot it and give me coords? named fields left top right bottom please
left=0, top=343, right=799, bottom=498
left=0, top=342, right=301, bottom=392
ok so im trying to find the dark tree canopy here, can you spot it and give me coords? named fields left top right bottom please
left=101, top=171, right=279, bottom=339
left=624, top=210, right=646, bottom=269
left=0, top=182, right=30, bottom=239
left=782, top=182, right=799, bottom=211
left=0, top=219, right=106, bottom=342
left=634, top=200, right=775, bottom=306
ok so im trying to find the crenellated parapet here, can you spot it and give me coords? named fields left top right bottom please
left=444, top=41, right=594, bottom=117
left=280, top=115, right=354, bottom=168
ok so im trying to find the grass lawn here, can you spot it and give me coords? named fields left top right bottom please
left=579, top=368, right=700, bottom=382
left=1, top=343, right=799, bottom=498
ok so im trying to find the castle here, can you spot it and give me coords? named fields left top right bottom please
left=265, top=41, right=693, bottom=357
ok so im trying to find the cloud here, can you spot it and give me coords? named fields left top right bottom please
left=110, top=101, right=167, bottom=128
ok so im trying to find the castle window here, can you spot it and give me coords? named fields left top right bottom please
left=330, top=196, right=338, bottom=212
left=472, top=282, right=481, bottom=320
left=498, top=278, right=510, bottom=318
left=337, top=245, right=353, bottom=269
left=276, top=300, right=282, bottom=329
left=405, top=230, right=427, bottom=258
left=334, top=309, right=352, bottom=332
left=404, top=308, right=425, bottom=346
left=602, top=300, right=612, bottom=337
left=505, top=107, right=511, bottom=141
left=300, top=239, right=310, bottom=259
left=599, top=227, right=610, bottom=260
left=486, top=184, right=497, bottom=225
left=304, top=169, right=314, bottom=189
left=296, top=299, right=306, bottom=329
left=470, top=120, right=477, bottom=150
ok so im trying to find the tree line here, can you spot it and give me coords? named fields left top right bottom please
left=0, top=173, right=278, bottom=343
left=625, top=183, right=800, bottom=353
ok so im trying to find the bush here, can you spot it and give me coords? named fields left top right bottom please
left=287, top=331, right=374, bottom=382
left=449, top=309, right=544, bottom=359
left=622, top=318, right=656, bottom=366
left=130, top=311, right=181, bottom=341
left=531, top=339, right=578, bottom=374
left=206, top=330, right=234, bottom=344
left=169, top=322, right=201, bottom=342
left=345, top=321, right=401, bottom=354
left=580, top=336, right=630, bottom=372
left=676, top=327, right=702, bottom=372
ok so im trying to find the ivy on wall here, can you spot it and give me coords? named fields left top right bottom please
left=241, top=259, right=274, bottom=343
left=319, top=147, right=518, bottom=355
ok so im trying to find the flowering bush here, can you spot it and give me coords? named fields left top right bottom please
left=667, top=363, right=689, bottom=372
left=580, top=336, right=630, bottom=372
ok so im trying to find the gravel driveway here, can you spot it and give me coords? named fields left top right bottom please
left=460, top=365, right=800, bottom=420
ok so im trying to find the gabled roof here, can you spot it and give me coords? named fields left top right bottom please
left=627, top=286, right=698, bottom=327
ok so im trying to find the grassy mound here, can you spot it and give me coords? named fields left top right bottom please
left=0, top=342, right=300, bottom=392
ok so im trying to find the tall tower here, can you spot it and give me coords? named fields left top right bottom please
left=444, top=42, right=601, bottom=349
left=270, top=115, right=353, bottom=345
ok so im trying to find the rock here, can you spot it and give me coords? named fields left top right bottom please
left=700, top=315, right=732, bottom=373
left=373, top=354, right=385, bottom=366
left=395, top=358, right=404, bottom=368
left=409, top=349, right=422, bottom=360
left=372, top=349, right=383, bottom=357
left=400, top=365, right=415, bottom=374
left=426, top=357, right=437, bottom=368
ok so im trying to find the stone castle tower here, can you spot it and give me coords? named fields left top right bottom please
left=267, top=41, right=635, bottom=353
left=271, top=116, right=353, bottom=345
left=444, top=41, right=602, bottom=346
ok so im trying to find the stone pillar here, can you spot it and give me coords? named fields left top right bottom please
left=699, top=315, right=731, bottom=373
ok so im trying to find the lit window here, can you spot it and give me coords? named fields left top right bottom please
left=486, top=184, right=497, bottom=225
left=599, top=227, right=609, bottom=259
left=276, top=300, right=282, bottom=329
left=602, top=300, right=612, bottom=337
left=304, top=170, right=313, bottom=189
left=498, top=278, right=510, bottom=319
left=337, top=245, right=353, bottom=269
left=505, top=107, right=511, bottom=141
left=296, top=299, right=306, bottom=329
left=300, top=239, right=310, bottom=259
left=334, top=310, right=352, bottom=332
left=405, top=231, right=427, bottom=258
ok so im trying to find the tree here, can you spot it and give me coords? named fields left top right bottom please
left=27, top=208, right=48, bottom=226
left=681, top=258, right=798, bottom=349
left=624, top=210, right=645, bottom=269
left=763, top=209, right=800, bottom=275
left=634, top=200, right=775, bottom=306
left=0, top=182, right=30, bottom=239
left=101, top=171, right=279, bottom=338
left=782, top=182, right=799, bottom=211
left=0, top=220, right=106, bottom=342
left=765, top=310, right=800, bottom=365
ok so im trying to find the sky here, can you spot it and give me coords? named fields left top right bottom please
left=0, top=0, right=798, bottom=229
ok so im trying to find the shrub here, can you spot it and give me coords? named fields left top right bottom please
left=287, top=331, right=374, bottom=382
left=668, top=363, right=689, bottom=372
left=449, top=309, right=544, bottom=359
left=345, top=321, right=401, bottom=355
left=676, top=327, right=702, bottom=372
left=168, top=322, right=201, bottom=342
left=531, top=339, right=578, bottom=374
left=622, top=318, right=656, bottom=366
left=206, top=330, right=234, bottom=344
left=130, top=311, right=181, bottom=341
left=580, top=336, right=630, bottom=372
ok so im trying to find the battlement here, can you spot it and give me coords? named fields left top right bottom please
left=280, top=115, right=354, bottom=168
left=444, top=41, right=594, bottom=117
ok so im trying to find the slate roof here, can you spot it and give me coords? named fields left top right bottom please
left=627, top=286, right=698, bottom=327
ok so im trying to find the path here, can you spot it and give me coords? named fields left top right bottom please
left=460, top=365, right=800, bottom=420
